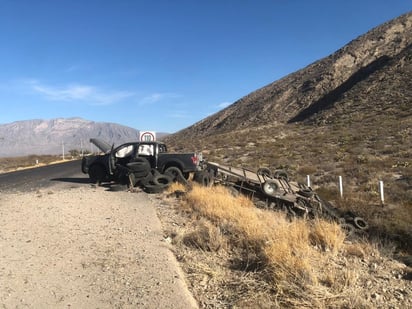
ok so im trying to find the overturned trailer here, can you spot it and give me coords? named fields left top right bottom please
left=195, top=162, right=368, bottom=234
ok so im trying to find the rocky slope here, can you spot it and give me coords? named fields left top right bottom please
left=162, top=11, right=412, bottom=259
left=0, top=118, right=140, bottom=157
left=165, top=12, right=412, bottom=140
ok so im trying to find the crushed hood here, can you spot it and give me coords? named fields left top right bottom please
left=90, top=138, right=112, bottom=153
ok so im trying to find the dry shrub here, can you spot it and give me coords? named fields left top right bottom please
left=182, top=219, right=226, bottom=252
left=182, top=184, right=365, bottom=307
left=167, top=181, right=187, bottom=193
left=309, top=219, right=345, bottom=254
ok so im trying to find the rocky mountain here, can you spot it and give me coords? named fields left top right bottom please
left=0, top=118, right=141, bottom=157
left=165, top=12, right=412, bottom=139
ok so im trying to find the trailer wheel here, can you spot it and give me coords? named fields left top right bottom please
left=353, top=217, right=369, bottom=230
left=257, top=168, right=272, bottom=179
left=274, top=169, right=288, bottom=180
left=262, top=180, right=280, bottom=196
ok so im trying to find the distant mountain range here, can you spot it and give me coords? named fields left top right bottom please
left=0, top=118, right=165, bottom=157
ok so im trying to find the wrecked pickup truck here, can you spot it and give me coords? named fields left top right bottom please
left=81, top=138, right=203, bottom=185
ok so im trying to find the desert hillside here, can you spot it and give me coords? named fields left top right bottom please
left=164, top=12, right=412, bottom=252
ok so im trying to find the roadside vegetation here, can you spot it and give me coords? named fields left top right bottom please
left=0, top=150, right=88, bottom=174
left=167, top=117, right=412, bottom=254
left=164, top=183, right=407, bottom=308
left=0, top=155, right=64, bottom=173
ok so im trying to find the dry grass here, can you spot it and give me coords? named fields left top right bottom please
left=0, top=154, right=67, bottom=173
left=173, top=184, right=369, bottom=308
left=167, top=118, right=412, bottom=254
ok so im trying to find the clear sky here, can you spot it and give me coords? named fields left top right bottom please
left=0, top=1, right=410, bottom=133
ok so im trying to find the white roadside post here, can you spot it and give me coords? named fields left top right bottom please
left=62, top=142, right=65, bottom=160
left=339, top=176, right=343, bottom=198
left=306, top=175, right=311, bottom=188
left=379, top=180, right=385, bottom=206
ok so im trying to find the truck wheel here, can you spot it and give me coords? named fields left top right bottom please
left=89, top=165, right=106, bottom=184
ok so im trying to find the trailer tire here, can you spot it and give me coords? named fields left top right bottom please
left=257, top=168, right=272, bottom=178
left=274, top=169, right=288, bottom=180
left=262, top=179, right=281, bottom=196
left=353, top=217, right=369, bottom=230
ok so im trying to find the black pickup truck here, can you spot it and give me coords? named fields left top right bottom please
left=81, top=138, right=203, bottom=184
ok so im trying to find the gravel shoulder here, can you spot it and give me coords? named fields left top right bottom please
left=0, top=184, right=198, bottom=309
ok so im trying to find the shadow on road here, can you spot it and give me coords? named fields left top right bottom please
left=51, top=177, right=92, bottom=184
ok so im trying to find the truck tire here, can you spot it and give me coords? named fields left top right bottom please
left=340, top=223, right=355, bottom=237
left=165, top=166, right=187, bottom=184
left=132, top=170, right=150, bottom=179
left=127, top=158, right=150, bottom=172
left=152, top=174, right=173, bottom=186
left=353, top=217, right=368, bottom=230
left=194, top=171, right=213, bottom=187
left=143, top=183, right=168, bottom=194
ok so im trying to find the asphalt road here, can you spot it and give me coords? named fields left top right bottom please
left=0, top=160, right=89, bottom=192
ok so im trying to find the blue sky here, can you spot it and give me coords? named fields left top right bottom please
left=0, top=1, right=410, bottom=133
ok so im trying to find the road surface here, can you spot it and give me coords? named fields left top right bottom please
left=0, top=160, right=198, bottom=308
left=0, top=160, right=87, bottom=192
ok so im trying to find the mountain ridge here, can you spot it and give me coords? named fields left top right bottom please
left=165, top=12, right=412, bottom=139
left=0, top=118, right=141, bottom=157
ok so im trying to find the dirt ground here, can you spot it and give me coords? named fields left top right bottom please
left=0, top=184, right=198, bottom=309
left=1, top=180, right=411, bottom=308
